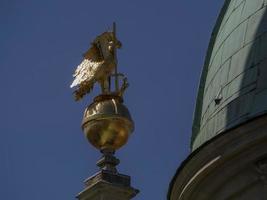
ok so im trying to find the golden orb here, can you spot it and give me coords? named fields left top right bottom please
left=82, top=95, right=134, bottom=151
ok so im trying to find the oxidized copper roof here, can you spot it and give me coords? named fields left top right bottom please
left=192, top=0, right=267, bottom=150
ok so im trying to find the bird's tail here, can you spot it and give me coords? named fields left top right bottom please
left=73, top=82, right=93, bottom=101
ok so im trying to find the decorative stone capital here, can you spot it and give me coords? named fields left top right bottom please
left=76, top=170, right=139, bottom=200
left=77, top=152, right=138, bottom=200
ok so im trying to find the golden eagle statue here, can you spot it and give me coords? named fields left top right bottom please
left=70, top=23, right=128, bottom=101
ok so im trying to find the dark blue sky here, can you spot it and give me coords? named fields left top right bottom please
left=0, top=1, right=223, bottom=199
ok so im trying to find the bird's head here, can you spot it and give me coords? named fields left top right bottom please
left=108, top=40, right=122, bottom=51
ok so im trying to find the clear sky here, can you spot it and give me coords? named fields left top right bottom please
left=0, top=0, right=223, bottom=199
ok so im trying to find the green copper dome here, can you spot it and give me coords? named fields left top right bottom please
left=192, top=0, right=267, bottom=150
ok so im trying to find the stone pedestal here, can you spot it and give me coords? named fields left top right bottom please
left=77, top=151, right=139, bottom=200
left=77, top=171, right=138, bottom=200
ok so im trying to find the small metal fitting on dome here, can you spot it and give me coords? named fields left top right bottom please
left=214, top=87, right=223, bottom=105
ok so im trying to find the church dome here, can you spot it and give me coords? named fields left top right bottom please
left=192, top=0, right=267, bottom=150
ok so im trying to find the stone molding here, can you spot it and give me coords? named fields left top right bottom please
left=169, top=115, right=267, bottom=200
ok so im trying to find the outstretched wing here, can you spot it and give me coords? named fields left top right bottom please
left=70, top=44, right=104, bottom=88
left=70, top=59, right=104, bottom=88
left=70, top=31, right=119, bottom=101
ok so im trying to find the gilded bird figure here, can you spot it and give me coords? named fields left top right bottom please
left=70, top=31, right=122, bottom=101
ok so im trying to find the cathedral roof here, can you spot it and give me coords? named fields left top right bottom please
left=191, top=0, right=267, bottom=150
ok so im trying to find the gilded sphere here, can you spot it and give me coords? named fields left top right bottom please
left=82, top=95, right=134, bottom=151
